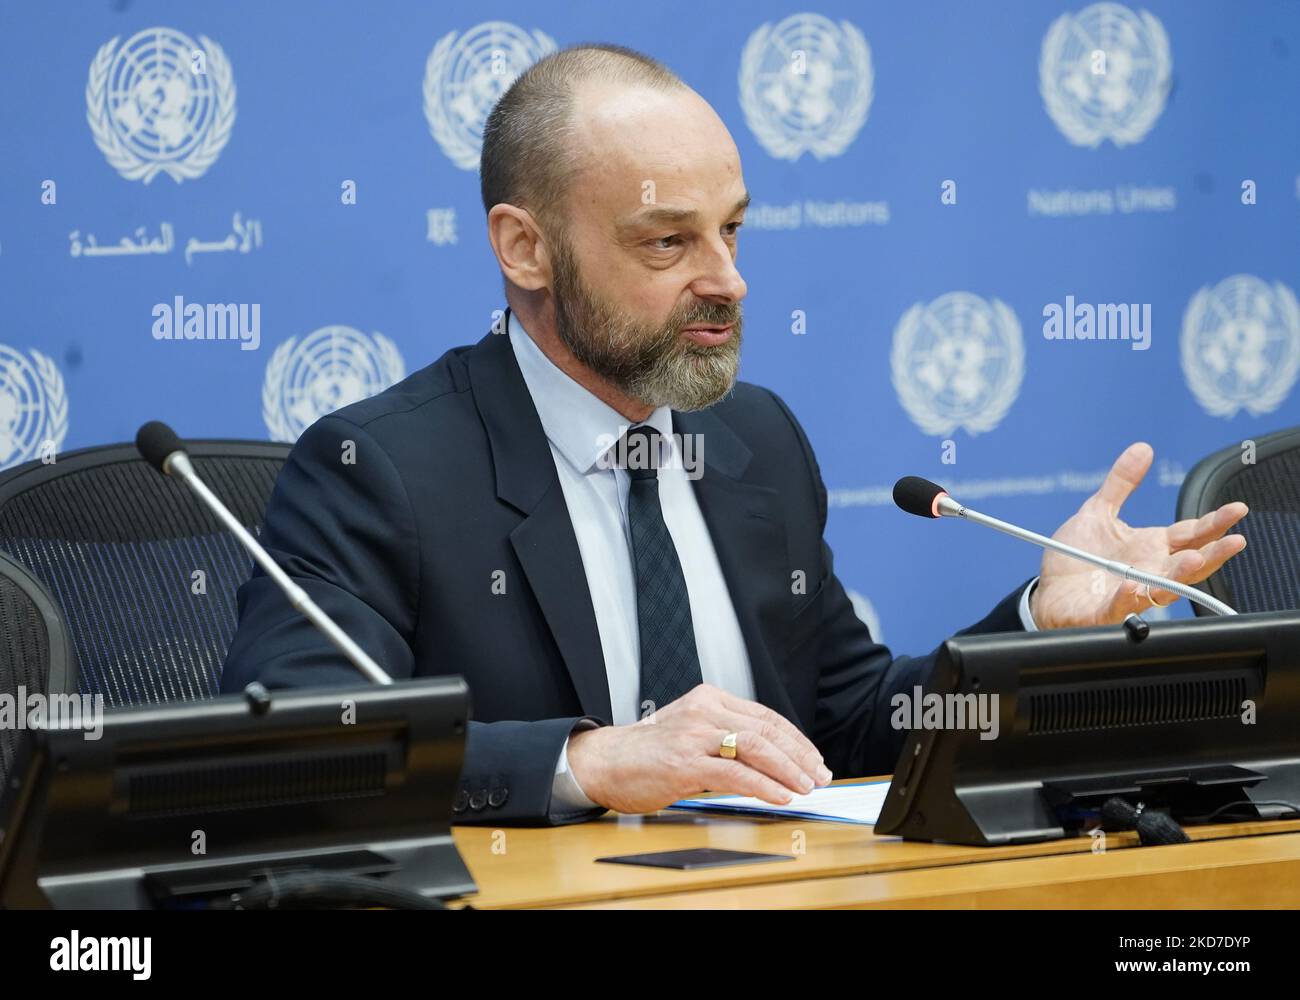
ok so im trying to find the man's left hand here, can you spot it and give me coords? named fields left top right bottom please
left=1030, top=442, right=1248, bottom=629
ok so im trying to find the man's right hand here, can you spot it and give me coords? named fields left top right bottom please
left=565, top=683, right=833, bottom=814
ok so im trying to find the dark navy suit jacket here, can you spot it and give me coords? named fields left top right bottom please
left=221, top=318, right=1028, bottom=824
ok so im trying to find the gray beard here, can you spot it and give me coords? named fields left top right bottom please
left=550, top=241, right=743, bottom=412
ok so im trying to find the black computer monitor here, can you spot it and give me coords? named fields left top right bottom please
left=876, top=611, right=1300, bottom=846
left=0, top=677, right=473, bottom=908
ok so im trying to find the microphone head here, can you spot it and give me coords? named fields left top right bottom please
left=893, top=476, right=948, bottom=519
left=1100, top=796, right=1139, bottom=827
left=135, top=421, right=184, bottom=474
left=1100, top=796, right=1189, bottom=844
left=1136, top=810, right=1191, bottom=845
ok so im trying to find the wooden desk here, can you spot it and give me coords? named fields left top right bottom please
left=451, top=778, right=1300, bottom=909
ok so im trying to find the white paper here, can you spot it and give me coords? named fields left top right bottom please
left=669, top=780, right=890, bottom=825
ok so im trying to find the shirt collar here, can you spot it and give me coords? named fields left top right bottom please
left=508, top=310, right=675, bottom=474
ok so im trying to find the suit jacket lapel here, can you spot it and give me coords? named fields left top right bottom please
left=465, top=318, right=614, bottom=723
left=673, top=408, right=799, bottom=723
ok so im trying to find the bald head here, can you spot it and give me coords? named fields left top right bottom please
left=480, top=44, right=691, bottom=227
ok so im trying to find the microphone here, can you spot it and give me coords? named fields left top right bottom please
left=1100, top=796, right=1190, bottom=846
left=892, top=475, right=1237, bottom=617
left=136, top=421, right=393, bottom=684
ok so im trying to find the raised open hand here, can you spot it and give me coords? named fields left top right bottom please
left=1030, top=443, right=1248, bottom=629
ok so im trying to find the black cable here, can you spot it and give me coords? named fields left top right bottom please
left=1099, top=796, right=1300, bottom=845
left=1202, top=799, right=1300, bottom=823
left=211, top=870, right=448, bottom=910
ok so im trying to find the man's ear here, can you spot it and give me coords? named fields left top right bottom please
left=487, top=204, right=550, bottom=291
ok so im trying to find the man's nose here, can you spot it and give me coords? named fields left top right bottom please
left=691, top=240, right=748, bottom=304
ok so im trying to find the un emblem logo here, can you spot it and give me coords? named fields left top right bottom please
left=891, top=293, right=1025, bottom=437
left=739, top=12, right=873, bottom=161
left=423, top=21, right=557, bottom=170
left=262, top=327, right=406, bottom=443
left=1181, top=275, right=1300, bottom=418
left=1040, top=3, right=1171, bottom=148
left=0, top=346, right=68, bottom=470
left=86, top=27, right=236, bottom=183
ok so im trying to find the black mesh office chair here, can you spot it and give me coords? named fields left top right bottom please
left=1176, top=426, right=1300, bottom=616
left=0, top=441, right=289, bottom=707
left=0, top=551, right=75, bottom=784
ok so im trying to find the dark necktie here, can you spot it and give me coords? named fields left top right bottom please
left=621, top=425, right=704, bottom=715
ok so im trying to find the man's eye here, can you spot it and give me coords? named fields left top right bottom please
left=723, top=221, right=744, bottom=236
left=650, top=235, right=682, bottom=250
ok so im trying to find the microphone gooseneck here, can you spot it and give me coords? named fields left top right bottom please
left=135, top=422, right=393, bottom=685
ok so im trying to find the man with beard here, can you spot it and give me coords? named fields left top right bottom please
left=222, top=45, right=1248, bottom=824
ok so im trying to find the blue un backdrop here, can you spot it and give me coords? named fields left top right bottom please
left=0, top=0, right=1297, bottom=652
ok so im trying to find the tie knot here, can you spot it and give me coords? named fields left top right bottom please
left=618, top=425, right=663, bottom=480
